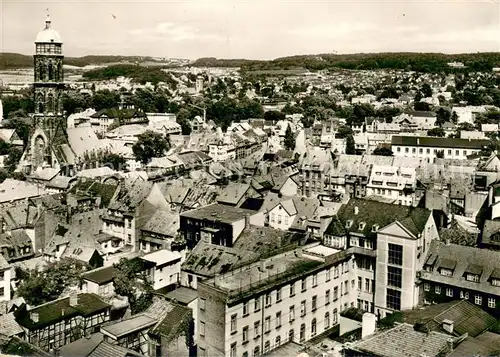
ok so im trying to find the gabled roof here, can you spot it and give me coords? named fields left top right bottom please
left=108, top=179, right=154, bottom=212
left=81, top=266, right=115, bottom=285
left=150, top=304, right=192, bottom=340
left=141, top=209, right=179, bottom=237
left=325, top=198, right=431, bottom=238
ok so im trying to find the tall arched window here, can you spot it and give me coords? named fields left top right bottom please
left=253, top=346, right=260, bottom=357
left=47, top=94, right=54, bottom=113
left=299, top=323, right=305, bottom=342
left=325, top=312, right=330, bottom=329
left=288, top=329, right=294, bottom=342
left=38, top=102, right=44, bottom=114
left=48, top=63, right=53, bottom=81
left=311, top=318, right=317, bottom=336
left=275, top=336, right=281, bottom=347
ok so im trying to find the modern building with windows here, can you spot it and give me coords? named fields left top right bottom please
left=391, top=136, right=489, bottom=161
left=196, top=244, right=354, bottom=357
left=420, top=240, right=500, bottom=317
left=323, top=198, right=439, bottom=318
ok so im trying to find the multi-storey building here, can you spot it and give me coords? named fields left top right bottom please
left=180, top=204, right=262, bottom=249
left=298, top=148, right=334, bottom=198
left=366, top=165, right=417, bottom=206
left=0, top=254, right=12, bottom=303
left=392, top=136, right=489, bottom=162
left=14, top=293, right=111, bottom=352
left=420, top=240, right=500, bottom=317
left=197, top=244, right=354, bottom=357
left=323, top=198, right=438, bottom=318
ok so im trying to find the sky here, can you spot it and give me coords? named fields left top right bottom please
left=0, top=0, right=499, bottom=60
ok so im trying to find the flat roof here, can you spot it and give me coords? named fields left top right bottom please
left=165, top=287, right=198, bottom=305
left=205, top=251, right=323, bottom=300
left=141, top=249, right=182, bottom=266
left=101, top=314, right=157, bottom=339
left=82, top=266, right=115, bottom=285
left=181, top=203, right=256, bottom=224
left=391, top=136, right=490, bottom=149
left=304, top=245, right=340, bottom=257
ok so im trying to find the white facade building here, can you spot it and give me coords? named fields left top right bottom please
left=366, top=165, right=417, bottom=206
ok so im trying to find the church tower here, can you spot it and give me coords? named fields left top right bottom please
left=20, top=14, right=72, bottom=175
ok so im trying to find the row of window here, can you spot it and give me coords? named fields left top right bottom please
left=227, top=312, right=339, bottom=357
left=424, top=284, right=497, bottom=308
left=396, top=147, right=473, bottom=157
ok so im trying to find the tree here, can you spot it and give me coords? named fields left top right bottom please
left=414, top=101, right=432, bottom=111
left=436, top=150, right=445, bottom=159
left=132, top=130, right=170, bottom=164
left=113, top=258, right=153, bottom=314
left=422, top=83, right=433, bottom=98
left=91, top=90, right=120, bottom=111
left=435, top=107, right=451, bottom=126
left=3, top=117, right=31, bottom=146
left=373, top=147, right=393, bottom=156
left=451, top=111, right=459, bottom=124
left=102, top=152, right=126, bottom=171
left=264, top=110, right=285, bottom=122
left=4, top=147, right=23, bottom=172
left=346, top=135, right=356, bottom=155
left=427, top=127, right=446, bottom=137
left=17, top=258, right=89, bottom=306
left=284, top=124, right=295, bottom=151
left=335, top=125, right=353, bottom=139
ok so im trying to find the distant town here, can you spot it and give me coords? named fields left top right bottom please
left=0, top=12, right=500, bottom=357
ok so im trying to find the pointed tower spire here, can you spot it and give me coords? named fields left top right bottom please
left=45, top=9, right=51, bottom=29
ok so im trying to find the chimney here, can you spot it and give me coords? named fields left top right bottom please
left=69, top=294, right=78, bottom=307
left=362, top=313, right=377, bottom=339
left=30, top=312, right=39, bottom=323
left=489, top=185, right=494, bottom=207
left=61, top=309, right=65, bottom=317
left=259, top=259, right=266, bottom=272
left=245, top=215, right=251, bottom=229
left=445, top=238, right=450, bottom=246
left=442, top=319, right=454, bottom=334
left=447, top=338, right=454, bottom=353
left=354, top=206, right=359, bottom=215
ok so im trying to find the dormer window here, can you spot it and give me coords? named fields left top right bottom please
left=438, top=258, right=456, bottom=276
left=489, top=268, right=500, bottom=286
left=372, top=224, right=379, bottom=232
left=346, top=220, right=353, bottom=229
left=358, top=222, right=366, bottom=231
left=464, top=264, right=482, bottom=283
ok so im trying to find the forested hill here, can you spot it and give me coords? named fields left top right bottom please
left=193, top=52, right=500, bottom=73
left=0, top=53, right=165, bottom=70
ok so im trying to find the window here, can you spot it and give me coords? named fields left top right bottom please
left=301, top=278, right=307, bottom=292
left=358, top=277, right=362, bottom=291
left=344, top=280, right=349, bottom=295
left=254, top=321, right=261, bottom=338
left=435, top=286, right=441, bottom=294
left=290, top=283, right=295, bottom=297
left=243, top=301, right=249, bottom=316
left=427, top=149, right=430, bottom=154
left=231, top=314, right=237, bottom=333
left=387, top=266, right=402, bottom=288
left=405, top=148, right=409, bottom=153
left=243, top=353, right=248, bottom=357
left=424, top=283, right=430, bottom=291
left=300, top=323, right=306, bottom=342
left=276, top=288, right=281, bottom=302
left=386, top=289, right=401, bottom=310
left=288, top=329, right=294, bottom=342
left=243, top=326, right=249, bottom=343
left=265, top=316, right=271, bottom=333
left=312, top=274, right=318, bottom=287
left=388, top=243, right=403, bottom=266
left=265, top=294, right=271, bottom=307
left=365, top=278, right=371, bottom=293
left=325, top=290, right=330, bottom=305
left=334, top=266, right=339, bottom=278
left=455, top=150, right=459, bottom=156
left=300, top=300, right=306, bottom=316
left=253, top=346, right=260, bottom=357
left=200, top=298, right=206, bottom=311
left=312, top=295, right=317, bottom=311
left=466, top=274, right=480, bottom=283
left=326, top=269, right=331, bottom=282
left=254, top=298, right=261, bottom=312
left=488, top=297, right=496, bottom=308
left=491, top=279, right=500, bottom=287
left=264, top=341, right=270, bottom=354
left=448, top=149, right=451, bottom=155
left=333, top=287, right=338, bottom=300
left=475, top=295, right=483, bottom=305
left=333, top=309, right=338, bottom=324
left=276, top=336, right=281, bottom=347
left=446, top=288, right=453, bottom=297
left=231, top=343, right=237, bottom=357
left=200, top=321, right=206, bottom=338
left=276, top=312, right=282, bottom=328
left=311, top=318, right=317, bottom=336
left=460, top=291, right=469, bottom=299
left=289, top=305, right=295, bottom=321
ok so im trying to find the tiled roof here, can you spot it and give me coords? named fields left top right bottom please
left=421, top=240, right=500, bottom=296
left=88, top=341, right=146, bottom=357
left=82, top=266, right=115, bottom=285
left=351, top=323, right=452, bottom=357
left=180, top=203, right=256, bottom=224
left=448, top=331, right=500, bottom=357
left=141, top=210, right=179, bottom=237
left=0, top=312, right=23, bottom=337
left=325, top=198, right=431, bottom=238
left=150, top=304, right=192, bottom=340
left=109, top=179, right=153, bottom=212
left=15, top=293, right=110, bottom=330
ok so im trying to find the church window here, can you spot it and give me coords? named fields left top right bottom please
left=48, top=63, right=54, bottom=81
